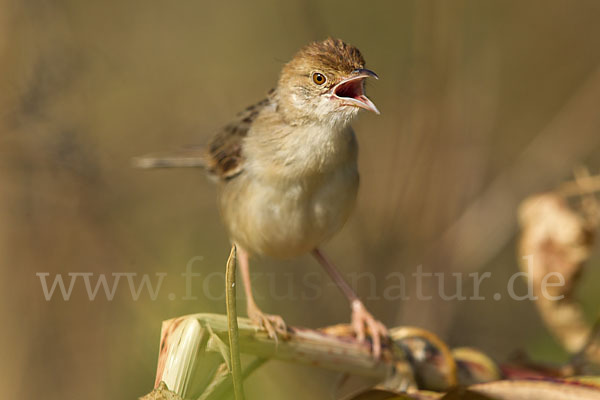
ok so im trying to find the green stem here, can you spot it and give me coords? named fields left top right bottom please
left=226, top=245, right=245, bottom=400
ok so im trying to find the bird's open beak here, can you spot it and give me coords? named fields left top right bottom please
left=332, top=68, right=380, bottom=115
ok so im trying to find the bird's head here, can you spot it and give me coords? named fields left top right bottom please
left=277, top=38, right=379, bottom=126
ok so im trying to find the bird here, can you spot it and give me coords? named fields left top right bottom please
left=135, top=38, right=388, bottom=357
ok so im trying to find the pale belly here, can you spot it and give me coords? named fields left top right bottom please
left=218, top=165, right=359, bottom=259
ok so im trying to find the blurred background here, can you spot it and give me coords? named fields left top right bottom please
left=3, top=0, right=600, bottom=398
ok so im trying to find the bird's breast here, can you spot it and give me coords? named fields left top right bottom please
left=219, top=121, right=360, bottom=258
left=219, top=154, right=359, bottom=259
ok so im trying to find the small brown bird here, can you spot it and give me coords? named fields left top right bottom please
left=135, top=38, right=387, bottom=356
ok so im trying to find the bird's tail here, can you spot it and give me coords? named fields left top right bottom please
left=132, top=148, right=208, bottom=169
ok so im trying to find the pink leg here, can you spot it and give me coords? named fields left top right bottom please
left=312, top=248, right=388, bottom=358
left=237, top=244, right=287, bottom=339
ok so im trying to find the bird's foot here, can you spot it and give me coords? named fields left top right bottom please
left=351, top=300, right=388, bottom=358
left=247, top=303, right=288, bottom=341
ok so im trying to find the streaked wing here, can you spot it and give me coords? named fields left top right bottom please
left=133, top=93, right=273, bottom=181
left=206, top=95, right=271, bottom=179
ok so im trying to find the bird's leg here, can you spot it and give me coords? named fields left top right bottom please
left=312, top=248, right=388, bottom=358
left=237, top=244, right=287, bottom=339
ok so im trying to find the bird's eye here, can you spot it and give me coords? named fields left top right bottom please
left=312, top=72, right=326, bottom=85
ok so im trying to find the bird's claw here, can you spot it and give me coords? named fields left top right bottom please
left=247, top=305, right=288, bottom=342
left=351, top=300, right=388, bottom=358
